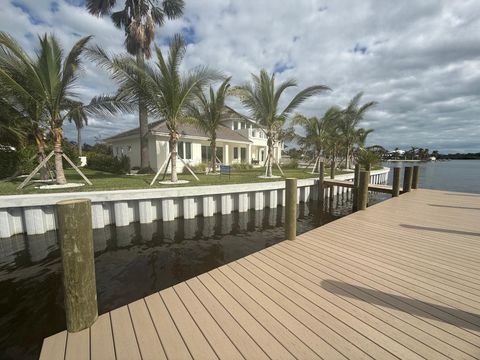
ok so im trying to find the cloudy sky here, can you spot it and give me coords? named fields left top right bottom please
left=1, top=0, right=479, bottom=153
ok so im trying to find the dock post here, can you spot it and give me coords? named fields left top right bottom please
left=392, top=167, right=401, bottom=197
left=285, top=178, right=297, bottom=240
left=412, top=165, right=420, bottom=189
left=57, top=199, right=98, bottom=332
left=357, top=171, right=369, bottom=210
left=352, top=163, right=360, bottom=212
left=403, top=167, right=413, bottom=193
left=318, top=161, right=324, bottom=203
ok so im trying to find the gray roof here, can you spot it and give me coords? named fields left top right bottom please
left=105, top=117, right=251, bottom=143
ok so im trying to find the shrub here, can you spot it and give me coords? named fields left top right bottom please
left=0, top=146, right=19, bottom=179
left=282, top=159, right=299, bottom=169
left=86, top=152, right=130, bottom=174
left=184, top=162, right=208, bottom=174
left=232, top=162, right=253, bottom=170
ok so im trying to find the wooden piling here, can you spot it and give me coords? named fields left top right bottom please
left=392, top=167, right=401, bottom=197
left=352, top=164, right=360, bottom=212
left=357, top=171, right=369, bottom=210
left=412, top=165, right=420, bottom=189
left=318, top=162, right=324, bottom=202
left=403, top=167, right=413, bottom=193
left=285, top=178, right=297, bottom=240
left=57, top=199, right=98, bottom=332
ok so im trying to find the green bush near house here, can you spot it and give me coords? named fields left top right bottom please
left=184, top=163, right=208, bottom=174
left=232, top=162, right=253, bottom=170
left=0, top=147, right=19, bottom=179
left=282, top=159, right=299, bottom=169
left=86, top=152, right=130, bottom=174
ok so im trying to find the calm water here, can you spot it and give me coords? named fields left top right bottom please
left=384, top=159, right=480, bottom=194
left=0, top=193, right=379, bottom=360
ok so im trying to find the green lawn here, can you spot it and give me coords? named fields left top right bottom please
left=0, top=167, right=352, bottom=195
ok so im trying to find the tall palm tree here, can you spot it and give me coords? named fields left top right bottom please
left=0, top=32, right=127, bottom=184
left=187, top=77, right=231, bottom=173
left=338, top=92, right=377, bottom=169
left=0, top=33, right=93, bottom=184
left=67, top=102, right=88, bottom=156
left=90, top=34, right=221, bottom=182
left=233, top=70, right=330, bottom=177
left=87, top=0, right=185, bottom=173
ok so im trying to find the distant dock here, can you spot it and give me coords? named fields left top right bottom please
left=40, top=189, right=480, bottom=359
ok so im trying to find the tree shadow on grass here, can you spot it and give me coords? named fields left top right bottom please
left=321, top=279, right=480, bottom=331
left=400, top=224, right=480, bottom=237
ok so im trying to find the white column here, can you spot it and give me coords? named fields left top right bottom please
left=0, top=210, right=11, bottom=238
left=183, top=198, right=195, bottom=220
left=247, top=144, right=252, bottom=164
left=221, top=194, right=232, bottom=215
left=91, top=203, right=105, bottom=229
left=238, top=193, right=249, bottom=212
left=24, top=207, right=46, bottom=235
left=268, top=190, right=278, bottom=208
left=139, top=200, right=153, bottom=224
left=114, top=201, right=129, bottom=227
left=202, top=196, right=215, bottom=217
left=224, top=144, right=229, bottom=165
left=162, top=199, right=174, bottom=221
left=254, top=192, right=264, bottom=210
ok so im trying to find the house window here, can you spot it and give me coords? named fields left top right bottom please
left=176, top=142, right=192, bottom=160
left=178, top=141, right=184, bottom=159
left=233, top=147, right=238, bottom=159
left=240, top=148, right=246, bottom=162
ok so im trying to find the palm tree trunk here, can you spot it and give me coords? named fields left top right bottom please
left=211, top=140, right=216, bottom=173
left=267, top=135, right=274, bottom=177
left=137, top=50, right=150, bottom=173
left=170, top=132, right=179, bottom=183
left=53, top=127, right=67, bottom=185
left=345, top=147, right=350, bottom=169
left=35, top=134, right=48, bottom=181
left=77, top=127, right=82, bottom=156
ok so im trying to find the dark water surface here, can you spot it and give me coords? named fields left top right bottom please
left=384, top=159, right=480, bottom=194
left=0, top=192, right=389, bottom=360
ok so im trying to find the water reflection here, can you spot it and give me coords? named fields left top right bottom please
left=0, top=191, right=386, bottom=360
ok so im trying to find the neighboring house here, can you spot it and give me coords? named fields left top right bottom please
left=105, top=108, right=283, bottom=172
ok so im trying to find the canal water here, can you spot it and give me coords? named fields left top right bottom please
left=0, top=193, right=387, bottom=359
left=384, top=159, right=480, bottom=194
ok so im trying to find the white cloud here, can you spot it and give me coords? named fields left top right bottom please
left=1, top=0, right=479, bottom=153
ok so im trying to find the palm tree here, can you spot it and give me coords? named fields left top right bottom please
left=338, top=92, right=377, bottom=169
left=0, top=33, right=93, bottom=184
left=233, top=70, right=330, bottom=177
left=67, top=102, right=88, bottom=156
left=0, top=32, right=127, bottom=184
left=90, top=35, right=221, bottom=182
left=187, top=77, right=231, bottom=173
left=293, top=109, right=338, bottom=172
left=87, top=0, right=185, bottom=173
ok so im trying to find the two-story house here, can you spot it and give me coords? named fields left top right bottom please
left=105, top=107, right=283, bottom=172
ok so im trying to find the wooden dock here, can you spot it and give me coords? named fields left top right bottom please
left=40, top=189, right=480, bottom=359
left=323, top=178, right=400, bottom=194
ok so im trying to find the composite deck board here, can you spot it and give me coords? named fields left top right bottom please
left=40, top=189, right=480, bottom=359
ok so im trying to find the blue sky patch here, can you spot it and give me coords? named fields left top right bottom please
left=353, top=43, right=368, bottom=54
left=11, top=0, right=45, bottom=25
left=274, top=61, right=294, bottom=74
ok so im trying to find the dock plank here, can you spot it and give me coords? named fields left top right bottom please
left=40, top=189, right=480, bottom=359
left=90, top=313, right=115, bottom=360
left=65, top=328, right=89, bottom=360
left=39, top=330, right=67, bottom=360
left=110, top=306, right=141, bottom=360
